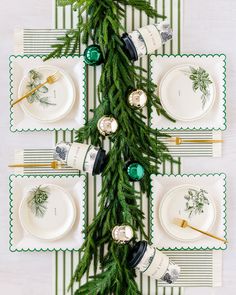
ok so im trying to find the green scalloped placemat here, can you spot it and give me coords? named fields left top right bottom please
left=150, top=173, right=227, bottom=251
left=9, top=174, right=87, bottom=252
left=150, top=53, right=227, bottom=131
left=9, top=54, right=87, bottom=132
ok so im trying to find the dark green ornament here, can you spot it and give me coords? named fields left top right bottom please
left=127, top=163, right=145, bottom=181
left=84, top=45, right=103, bottom=66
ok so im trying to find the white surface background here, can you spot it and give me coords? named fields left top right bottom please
left=0, top=0, right=235, bottom=294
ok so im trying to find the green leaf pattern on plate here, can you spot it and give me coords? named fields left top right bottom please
left=27, top=185, right=49, bottom=218
left=182, top=66, right=213, bottom=109
left=184, top=188, right=210, bottom=218
left=26, top=70, right=56, bottom=107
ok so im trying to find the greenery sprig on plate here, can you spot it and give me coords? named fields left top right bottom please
left=27, top=185, right=49, bottom=218
left=184, top=188, right=210, bottom=218
left=26, top=70, right=56, bottom=107
left=46, top=0, right=177, bottom=294
left=183, top=66, right=213, bottom=109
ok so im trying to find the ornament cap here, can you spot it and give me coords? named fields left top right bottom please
left=127, top=162, right=145, bottom=181
left=128, top=241, right=147, bottom=268
left=84, top=45, right=103, bottom=66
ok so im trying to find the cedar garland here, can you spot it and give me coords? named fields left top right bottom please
left=46, top=1, right=177, bottom=294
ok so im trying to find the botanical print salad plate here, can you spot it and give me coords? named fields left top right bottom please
left=159, top=64, right=216, bottom=121
left=151, top=54, right=226, bottom=130
left=9, top=174, right=86, bottom=251
left=9, top=55, right=86, bottom=132
left=18, top=65, right=76, bottom=123
left=159, top=184, right=216, bottom=241
left=150, top=173, right=227, bottom=250
left=19, top=184, right=76, bottom=241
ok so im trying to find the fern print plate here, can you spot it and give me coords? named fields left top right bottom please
left=159, top=64, right=216, bottom=121
left=159, top=184, right=216, bottom=241
left=18, top=66, right=76, bottom=122
left=19, top=184, right=76, bottom=241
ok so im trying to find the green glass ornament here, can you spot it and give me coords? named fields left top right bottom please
left=127, top=162, right=145, bottom=181
left=84, top=45, right=103, bottom=66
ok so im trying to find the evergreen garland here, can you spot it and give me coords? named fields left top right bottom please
left=46, top=0, right=178, bottom=294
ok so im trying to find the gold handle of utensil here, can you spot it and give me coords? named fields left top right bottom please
left=189, top=225, right=228, bottom=243
left=11, top=81, right=48, bottom=107
left=182, top=139, right=224, bottom=143
left=8, top=163, right=52, bottom=168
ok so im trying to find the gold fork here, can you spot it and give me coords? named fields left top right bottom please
left=173, top=218, right=228, bottom=244
left=8, top=160, right=65, bottom=170
left=11, top=71, right=61, bottom=107
left=170, top=137, right=224, bottom=145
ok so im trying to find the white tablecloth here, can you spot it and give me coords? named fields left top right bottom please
left=0, top=0, right=235, bottom=294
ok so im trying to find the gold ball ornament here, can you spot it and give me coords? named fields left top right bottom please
left=97, top=116, right=118, bottom=136
left=111, top=225, right=134, bottom=244
left=128, top=89, right=148, bottom=109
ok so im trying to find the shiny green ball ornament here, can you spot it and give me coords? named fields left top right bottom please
left=127, top=163, right=145, bottom=181
left=84, top=45, right=103, bottom=66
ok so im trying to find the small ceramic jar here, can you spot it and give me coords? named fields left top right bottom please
left=53, top=142, right=107, bottom=175
left=122, top=22, right=172, bottom=61
left=128, top=241, right=180, bottom=283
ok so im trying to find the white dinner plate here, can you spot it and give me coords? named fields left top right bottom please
left=159, top=184, right=216, bottom=241
left=19, top=184, right=76, bottom=241
left=159, top=64, right=216, bottom=122
left=18, top=65, right=76, bottom=122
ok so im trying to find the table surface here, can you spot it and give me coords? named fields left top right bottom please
left=0, top=0, right=235, bottom=294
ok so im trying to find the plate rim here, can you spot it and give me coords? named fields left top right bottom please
left=159, top=63, right=216, bottom=122
left=18, top=183, right=77, bottom=241
left=158, top=183, right=217, bottom=242
left=18, top=65, right=76, bottom=123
